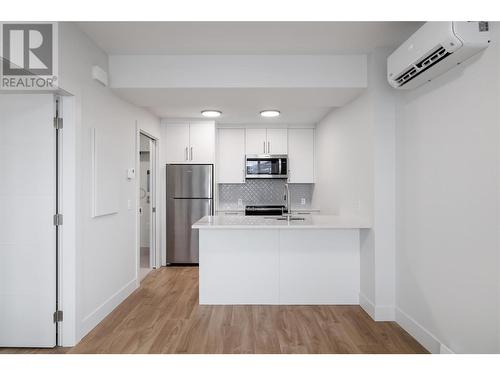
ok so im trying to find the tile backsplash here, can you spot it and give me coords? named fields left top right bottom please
left=218, top=179, right=314, bottom=210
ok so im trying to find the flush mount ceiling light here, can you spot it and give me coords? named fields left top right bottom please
left=260, top=110, right=280, bottom=118
left=201, top=110, right=222, bottom=118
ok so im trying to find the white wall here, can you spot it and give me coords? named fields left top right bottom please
left=369, top=49, right=397, bottom=320
left=109, top=54, right=367, bottom=88
left=58, top=23, right=161, bottom=343
left=313, top=49, right=396, bottom=321
left=395, top=24, right=500, bottom=354
left=313, top=90, right=373, bottom=219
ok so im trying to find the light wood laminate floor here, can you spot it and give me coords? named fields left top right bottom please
left=0, top=267, right=427, bottom=354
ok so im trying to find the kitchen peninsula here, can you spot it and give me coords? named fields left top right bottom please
left=192, top=215, right=370, bottom=305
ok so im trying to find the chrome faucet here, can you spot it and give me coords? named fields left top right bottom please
left=283, top=183, right=292, bottom=220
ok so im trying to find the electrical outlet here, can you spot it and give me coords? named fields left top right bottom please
left=301, top=198, right=306, bottom=205
left=237, top=198, right=243, bottom=208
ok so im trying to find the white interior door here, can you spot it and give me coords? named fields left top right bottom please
left=0, top=94, right=57, bottom=347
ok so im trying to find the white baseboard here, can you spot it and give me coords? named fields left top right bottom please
left=375, top=304, right=396, bottom=321
left=79, top=278, right=139, bottom=341
left=359, top=293, right=395, bottom=321
left=359, top=293, right=376, bottom=319
left=395, top=307, right=442, bottom=354
left=439, top=343, right=455, bottom=354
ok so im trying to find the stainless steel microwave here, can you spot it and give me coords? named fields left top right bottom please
left=245, top=154, right=288, bottom=179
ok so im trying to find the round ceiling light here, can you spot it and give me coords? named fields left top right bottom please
left=201, top=110, right=222, bottom=118
left=260, top=110, right=280, bottom=118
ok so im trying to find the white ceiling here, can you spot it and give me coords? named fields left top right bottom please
left=78, top=22, right=422, bottom=55
left=79, top=22, right=422, bottom=123
left=113, top=87, right=365, bottom=124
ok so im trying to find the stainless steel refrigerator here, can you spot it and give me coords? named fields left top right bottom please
left=166, top=164, right=213, bottom=264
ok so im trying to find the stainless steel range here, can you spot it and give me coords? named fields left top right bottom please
left=244, top=205, right=287, bottom=216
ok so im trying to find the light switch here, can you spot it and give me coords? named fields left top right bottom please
left=127, top=168, right=135, bottom=180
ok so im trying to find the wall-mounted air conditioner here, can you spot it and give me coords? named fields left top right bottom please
left=387, top=22, right=491, bottom=89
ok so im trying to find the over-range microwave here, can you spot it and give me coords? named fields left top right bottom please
left=245, top=154, right=288, bottom=179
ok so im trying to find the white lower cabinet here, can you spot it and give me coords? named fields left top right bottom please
left=288, top=128, right=314, bottom=183
left=217, top=128, right=245, bottom=183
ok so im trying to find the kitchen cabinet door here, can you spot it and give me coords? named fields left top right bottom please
left=266, top=128, right=288, bottom=154
left=189, top=122, right=215, bottom=163
left=217, top=128, right=245, bottom=183
left=245, top=128, right=267, bottom=154
left=288, top=128, right=314, bottom=183
left=165, top=124, right=190, bottom=163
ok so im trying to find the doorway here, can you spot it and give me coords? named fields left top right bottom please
left=138, top=132, right=157, bottom=281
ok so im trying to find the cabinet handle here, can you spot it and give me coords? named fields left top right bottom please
left=190, top=146, right=193, bottom=161
left=185, top=147, right=188, bottom=161
left=263, top=141, right=266, bottom=153
left=268, top=141, right=270, bottom=153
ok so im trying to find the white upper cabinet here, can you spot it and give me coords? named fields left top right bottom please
left=164, top=122, right=214, bottom=164
left=288, top=128, right=314, bottom=183
left=165, top=123, right=190, bottom=163
left=245, top=128, right=288, bottom=154
left=266, top=128, right=288, bottom=154
left=217, top=128, right=245, bottom=183
left=189, top=123, right=215, bottom=163
left=245, top=128, right=267, bottom=154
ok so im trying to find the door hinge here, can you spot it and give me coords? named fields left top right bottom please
left=53, top=310, right=63, bottom=323
left=53, top=214, right=63, bottom=226
left=53, top=117, right=63, bottom=130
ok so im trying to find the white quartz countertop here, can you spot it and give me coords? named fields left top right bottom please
left=192, top=215, right=371, bottom=230
left=215, top=208, right=321, bottom=213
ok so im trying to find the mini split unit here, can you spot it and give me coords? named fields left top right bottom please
left=387, top=21, right=491, bottom=89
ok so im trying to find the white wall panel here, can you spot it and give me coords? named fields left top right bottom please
left=395, top=25, right=500, bottom=353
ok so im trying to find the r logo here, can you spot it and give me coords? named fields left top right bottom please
left=2, top=23, right=53, bottom=76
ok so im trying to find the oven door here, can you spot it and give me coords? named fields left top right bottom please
left=245, top=155, right=288, bottom=179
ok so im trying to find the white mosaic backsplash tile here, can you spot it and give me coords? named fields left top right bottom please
left=218, top=180, right=314, bottom=210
